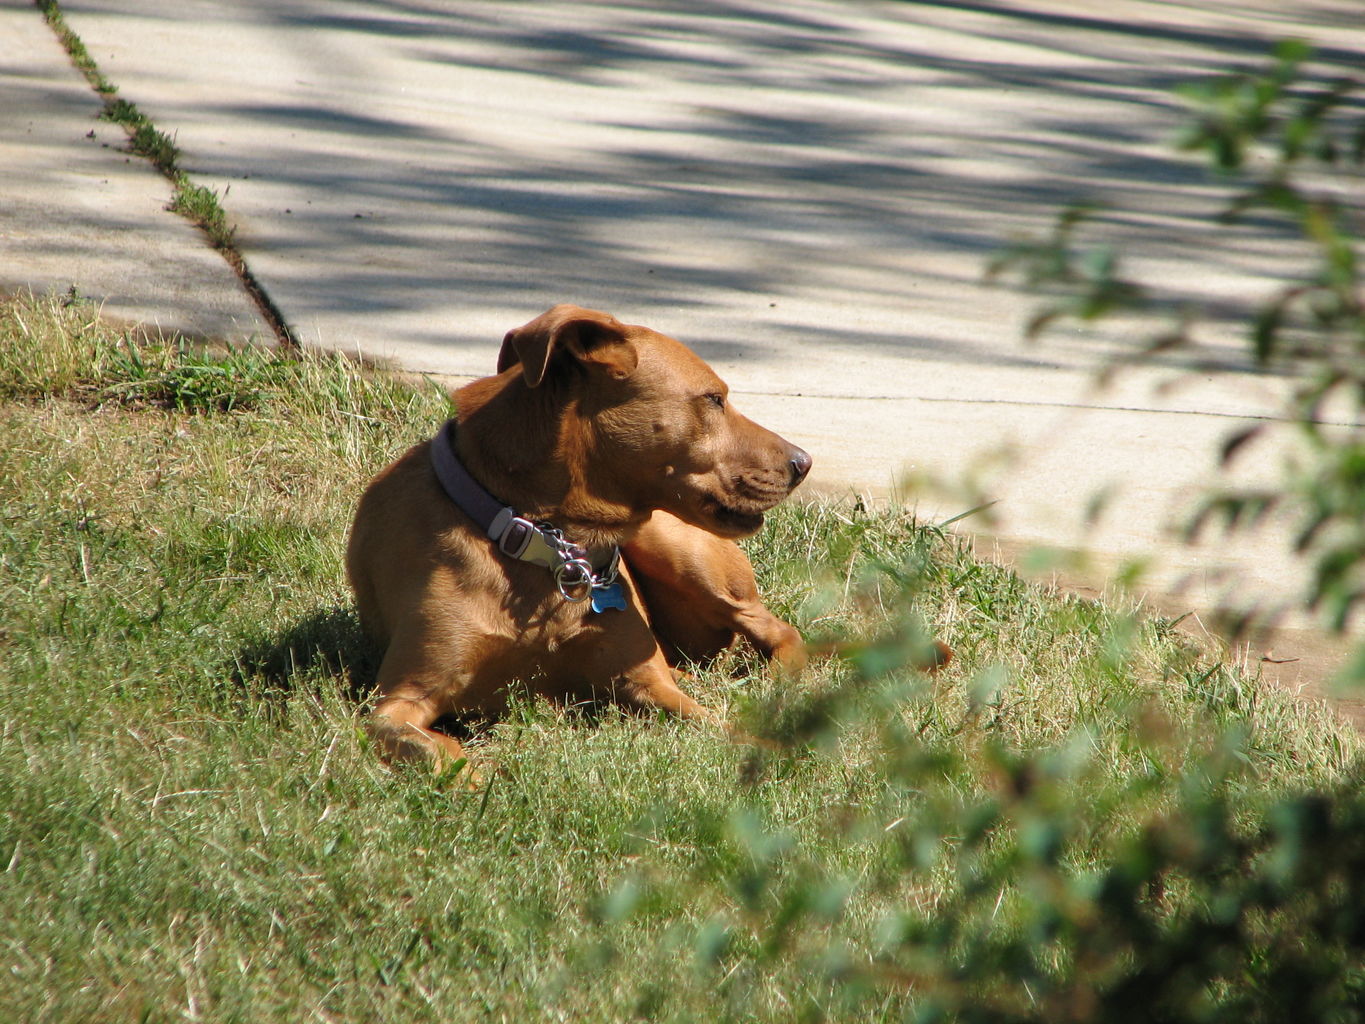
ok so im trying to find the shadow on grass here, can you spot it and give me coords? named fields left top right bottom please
left=227, top=603, right=774, bottom=746
left=231, top=605, right=381, bottom=710
left=230, top=606, right=487, bottom=745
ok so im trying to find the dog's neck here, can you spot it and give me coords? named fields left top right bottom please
left=451, top=372, right=643, bottom=549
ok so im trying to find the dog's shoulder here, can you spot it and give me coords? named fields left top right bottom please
left=354, top=439, right=491, bottom=566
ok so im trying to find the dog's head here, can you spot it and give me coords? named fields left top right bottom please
left=498, top=305, right=811, bottom=538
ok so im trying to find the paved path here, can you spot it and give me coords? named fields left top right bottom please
left=0, top=4, right=264, bottom=340
left=9, top=1, right=1365, bottom=696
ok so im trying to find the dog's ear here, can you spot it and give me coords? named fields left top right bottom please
left=498, top=305, right=638, bottom=387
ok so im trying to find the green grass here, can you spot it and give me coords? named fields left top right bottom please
left=1, top=290, right=1360, bottom=1022
left=35, top=0, right=114, bottom=96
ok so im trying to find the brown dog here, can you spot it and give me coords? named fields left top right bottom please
left=346, top=305, right=811, bottom=768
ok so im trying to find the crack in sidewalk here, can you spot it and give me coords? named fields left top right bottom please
left=36, top=0, right=299, bottom=349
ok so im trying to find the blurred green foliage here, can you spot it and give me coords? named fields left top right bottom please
left=990, top=40, right=1365, bottom=634
left=597, top=541, right=1365, bottom=1022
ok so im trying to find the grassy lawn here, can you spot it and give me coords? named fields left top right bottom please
left=1, top=291, right=1360, bottom=1023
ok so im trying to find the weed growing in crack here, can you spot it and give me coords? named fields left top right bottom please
left=170, top=178, right=236, bottom=250
left=100, top=98, right=180, bottom=173
left=35, top=0, right=114, bottom=95
left=35, top=0, right=291, bottom=345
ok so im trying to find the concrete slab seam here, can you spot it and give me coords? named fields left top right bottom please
left=33, top=0, right=297, bottom=348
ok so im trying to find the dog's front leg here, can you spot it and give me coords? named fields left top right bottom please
left=367, top=693, right=468, bottom=771
left=614, top=651, right=720, bottom=724
left=366, top=626, right=473, bottom=773
left=617, top=654, right=779, bottom=751
left=732, top=604, right=807, bottom=675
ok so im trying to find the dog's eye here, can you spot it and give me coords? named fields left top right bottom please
left=705, top=392, right=726, bottom=410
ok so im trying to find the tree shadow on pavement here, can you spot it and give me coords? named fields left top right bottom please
left=64, top=0, right=1365, bottom=379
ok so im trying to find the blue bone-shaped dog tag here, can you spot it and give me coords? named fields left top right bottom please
left=590, top=582, right=627, bottom=613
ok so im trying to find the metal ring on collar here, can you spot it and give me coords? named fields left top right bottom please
left=554, top=557, right=595, bottom=601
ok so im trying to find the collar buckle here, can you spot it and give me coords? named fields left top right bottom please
left=433, top=419, right=622, bottom=605
left=488, top=507, right=534, bottom=560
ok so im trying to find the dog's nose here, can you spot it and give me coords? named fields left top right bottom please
left=788, top=447, right=812, bottom=486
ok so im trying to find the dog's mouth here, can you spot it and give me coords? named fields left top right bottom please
left=702, top=494, right=768, bottom=537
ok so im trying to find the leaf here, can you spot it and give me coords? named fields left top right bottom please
left=694, top=918, right=733, bottom=970
left=1331, top=642, right=1365, bottom=692
left=599, top=877, right=642, bottom=924
left=1025, top=305, right=1066, bottom=340
left=1220, top=424, right=1265, bottom=465
left=969, top=665, right=1008, bottom=711
left=935, top=501, right=998, bottom=530
left=1251, top=302, right=1285, bottom=364
left=1273, top=37, right=1313, bottom=68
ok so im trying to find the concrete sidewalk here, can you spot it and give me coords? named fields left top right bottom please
left=9, top=1, right=1365, bottom=691
left=0, top=5, right=264, bottom=340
